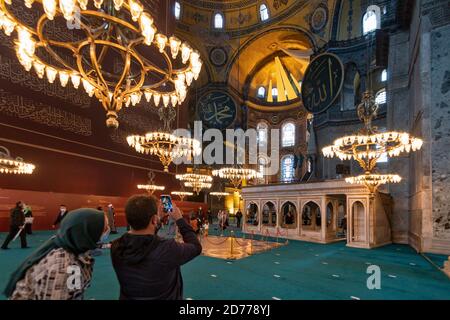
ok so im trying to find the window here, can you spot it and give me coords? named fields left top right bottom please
left=281, top=155, right=295, bottom=183
left=363, top=5, right=381, bottom=34
left=174, top=2, right=181, bottom=20
left=375, top=89, right=386, bottom=105
left=214, top=13, right=224, bottom=29
left=260, top=4, right=269, bottom=21
left=272, top=87, right=278, bottom=98
left=257, top=86, right=266, bottom=98
left=281, top=122, right=295, bottom=147
left=257, top=122, right=268, bottom=147
left=258, top=156, right=267, bottom=177
left=381, top=69, right=387, bottom=82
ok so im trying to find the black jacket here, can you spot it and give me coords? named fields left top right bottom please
left=53, top=211, right=68, bottom=226
left=110, top=218, right=202, bottom=300
left=10, top=207, right=24, bottom=227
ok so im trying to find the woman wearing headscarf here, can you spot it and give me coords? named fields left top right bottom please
left=3, top=208, right=108, bottom=300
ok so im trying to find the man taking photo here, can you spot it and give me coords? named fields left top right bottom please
left=110, top=195, right=202, bottom=300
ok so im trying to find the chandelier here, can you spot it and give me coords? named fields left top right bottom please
left=127, top=132, right=201, bottom=172
left=171, top=191, right=193, bottom=201
left=322, top=91, right=423, bottom=193
left=0, top=146, right=35, bottom=174
left=137, top=184, right=164, bottom=194
left=0, top=0, right=202, bottom=128
left=176, top=172, right=212, bottom=195
left=210, top=191, right=230, bottom=200
left=212, top=167, right=261, bottom=188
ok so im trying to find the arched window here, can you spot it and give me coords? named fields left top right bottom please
left=214, top=13, right=224, bottom=29
left=260, top=4, right=269, bottom=21
left=257, top=122, right=268, bottom=147
left=363, top=5, right=381, bottom=34
left=375, top=88, right=386, bottom=105
left=281, top=154, right=295, bottom=183
left=258, top=156, right=269, bottom=182
left=272, top=87, right=278, bottom=98
left=281, top=122, right=295, bottom=147
left=381, top=69, right=387, bottom=82
left=257, top=86, right=266, bottom=98
left=174, top=1, right=181, bottom=20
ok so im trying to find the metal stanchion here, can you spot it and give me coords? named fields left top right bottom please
left=227, top=230, right=237, bottom=260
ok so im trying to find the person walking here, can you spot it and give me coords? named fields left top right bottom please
left=4, top=208, right=108, bottom=300
left=1, top=201, right=28, bottom=250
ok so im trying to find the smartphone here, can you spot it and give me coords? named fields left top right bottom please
left=161, top=195, right=173, bottom=213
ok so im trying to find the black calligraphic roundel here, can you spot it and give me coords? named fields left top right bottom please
left=197, top=91, right=237, bottom=129
left=301, top=53, right=344, bottom=114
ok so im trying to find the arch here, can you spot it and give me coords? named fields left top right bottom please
left=301, top=201, right=321, bottom=232
left=281, top=122, right=295, bottom=147
left=362, top=5, right=381, bottom=35
left=226, top=26, right=317, bottom=97
left=351, top=201, right=366, bottom=242
left=214, top=12, right=224, bottom=29
left=262, top=201, right=277, bottom=227
left=174, top=1, right=181, bottom=20
left=337, top=202, right=346, bottom=237
left=341, top=63, right=360, bottom=111
left=381, top=69, right=387, bottom=82
left=280, top=201, right=297, bottom=229
left=259, top=3, right=270, bottom=21
left=375, top=88, right=386, bottom=105
left=257, top=86, right=266, bottom=98
left=246, top=202, right=259, bottom=226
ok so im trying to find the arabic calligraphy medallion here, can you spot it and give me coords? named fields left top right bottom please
left=301, top=53, right=344, bottom=114
left=197, top=91, right=237, bottom=129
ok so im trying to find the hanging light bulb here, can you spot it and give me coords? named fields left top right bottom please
left=170, top=94, right=178, bottom=107
left=70, top=73, right=81, bottom=89
left=140, top=13, right=156, bottom=45
left=185, top=71, right=194, bottom=86
left=77, top=0, right=88, bottom=10
left=33, top=60, right=45, bottom=78
left=59, top=71, right=70, bottom=87
left=82, top=79, right=95, bottom=97
left=45, top=66, right=57, bottom=83
left=153, top=93, right=161, bottom=106
left=144, top=91, right=152, bottom=102
left=181, top=43, right=191, bottom=64
left=43, top=0, right=57, bottom=20
left=169, top=36, right=181, bottom=59
left=129, top=0, right=143, bottom=21
left=162, top=94, right=170, bottom=108
left=17, top=27, right=35, bottom=57
left=59, top=0, right=77, bottom=21
left=155, top=34, right=167, bottom=53
left=1, top=14, right=16, bottom=36
left=24, top=0, right=34, bottom=8
left=113, top=0, right=123, bottom=10
left=94, top=0, right=103, bottom=9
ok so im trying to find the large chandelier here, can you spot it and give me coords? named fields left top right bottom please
left=137, top=170, right=164, bottom=194
left=210, top=191, right=230, bottom=200
left=0, top=0, right=202, bottom=128
left=171, top=191, right=193, bottom=201
left=212, top=167, right=261, bottom=189
left=127, top=132, right=201, bottom=172
left=0, top=146, right=35, bottom=174
left=322, top=91, right=423, bottom=193
left=176, top=172, right=212, bottom=195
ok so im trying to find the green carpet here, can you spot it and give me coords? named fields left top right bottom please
left=1, top=228, right=450, bottom=300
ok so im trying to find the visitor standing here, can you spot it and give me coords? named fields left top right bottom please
left=4, top=208, right=108, bottom=300
left=107, top=204, right=118, bottom=234
left=23, top=204, right=33, bottom=235
left=1, top=201, right=28, bottom=250
left=111, top=195, right=202, bottom=300
left=235, top=209, right=243, bottom=228
left=52, top=205, right=69, bottom=229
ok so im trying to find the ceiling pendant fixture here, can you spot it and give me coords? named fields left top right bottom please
left=136, top=170, right=164, bottom=194
left=0, top=146, right=35, bottom=174
left=322, top=91, right=423, bottom=193
left=212, top=167, right=261, bottom=189
left=171, top=191, right=193, bottom=201
left=210, top=191, right=230, bottom=200
left=176, top=172, right=212, bottom=195
left=127, top=132, right=201, bottom=172
left=0, top=0, right=202, bottom=128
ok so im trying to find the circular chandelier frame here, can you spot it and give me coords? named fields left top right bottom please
left=0, top=146, right=35, bottom=174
